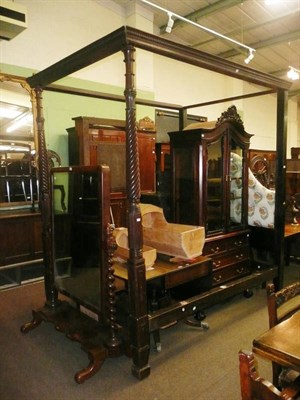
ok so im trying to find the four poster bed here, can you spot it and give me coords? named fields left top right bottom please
left=20, top=26, right=291, bottom=381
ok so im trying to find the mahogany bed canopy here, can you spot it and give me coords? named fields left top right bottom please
left=25, top=26, right=291, bottom=379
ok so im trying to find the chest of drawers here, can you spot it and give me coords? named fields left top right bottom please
left=202, top=230, right=251, bottom=286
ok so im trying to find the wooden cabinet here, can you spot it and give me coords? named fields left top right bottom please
left=68, top=116, right=156, bottom=194
left=203, top=230, right=251, bottom=286
left=68, top=117, right=156, bottom=227
left=0, top=211, right=43, bottom=287
left=169, top=106, right=253, bottom=286
left=0, top=211, right=43, bottom=266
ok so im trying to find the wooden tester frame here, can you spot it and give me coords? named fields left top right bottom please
left=21, top=26, right=291, bottom=380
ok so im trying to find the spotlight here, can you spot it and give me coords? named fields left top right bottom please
left=244, top=49, right=254, bottom=65
left=165, top=12, right=174, bottom=33
left=287, top=66, right=300, bottom=81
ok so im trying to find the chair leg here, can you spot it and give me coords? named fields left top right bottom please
left=152, top=330, right=161, bottom=352
left=273, top=361, right=281, bottom=388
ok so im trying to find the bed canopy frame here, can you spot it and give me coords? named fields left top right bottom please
left=25, top=26, right=291, bottom=379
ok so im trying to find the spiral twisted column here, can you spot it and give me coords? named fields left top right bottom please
left=104, top=223, right=122, bottom=354
left=123, top=45, right=151, bottom=380
left=35, top=87, right=58, bottom=308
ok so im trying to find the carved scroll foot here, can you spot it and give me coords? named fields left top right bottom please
left=75, top=346, right=108, bottom=384
left=20, top=310, right=43, bottom=333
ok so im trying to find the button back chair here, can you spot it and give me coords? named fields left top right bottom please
left=266, top=282, right=300, bottom=388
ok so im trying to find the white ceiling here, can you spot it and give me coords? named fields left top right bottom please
left=112, top=0, right=300, bottom=98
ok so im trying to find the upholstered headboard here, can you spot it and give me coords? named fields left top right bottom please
left=230, top=152, right=275, bottom=229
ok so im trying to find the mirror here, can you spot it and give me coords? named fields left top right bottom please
left=0, top=73, right=38, bottom=210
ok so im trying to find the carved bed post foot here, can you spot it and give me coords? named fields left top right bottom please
left=20, top=310, right=43, bottom=333
left=74, top=346, right=107, bottom=384
left=131, top=360, right=151, bottom=380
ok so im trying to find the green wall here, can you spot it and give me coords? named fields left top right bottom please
left=1, top=63, right=155, bottom=166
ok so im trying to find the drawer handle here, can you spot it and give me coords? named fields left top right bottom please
left=236, top=267, right=245, bottom=274
left=235, top=253, right=244, bottom=260
left=213, top=260, right=221, bottom=268
left=234, top=240, right=243, bottom=247
left=212, top=246, right=220, bottom=253
left=213, top=274, right=222, bottom=283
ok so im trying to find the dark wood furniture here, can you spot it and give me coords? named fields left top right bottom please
left=69, top=116, right=156, bottom=194
left=266, top=282, right=300, bottom=387
left=253, top=311, right=300, bottom=376
left=250, top=157, right=300, bottom=267
left=250, top=224, right=300, bottom=268
left=284, top=225, right=300, bottom=265
left=169, top=106, right=253, bottom=288
left=239, top=350, right=300, bottom=400
left=249, top=149, right=276, bottom=189
left=291, top=148, right=300, bottom=160
left=114, top=254, right=212, bottom=350
left=0, top=210, right=43, bottom=287
left=21, top=165, right=126, bottom=383
left=23, top=26, right=289, bottom=380
left=286, top=159, right=300, bottom=223
left=67, top=116, right=156, bottom=227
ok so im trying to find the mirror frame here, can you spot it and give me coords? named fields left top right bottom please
left=0, top=73, right=38, bottom=210
left=0, top=73, right=37, bottom=147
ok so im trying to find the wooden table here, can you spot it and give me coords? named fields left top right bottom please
left=253, top=311, right=300, bottom=372
left=284, top=224, right=300, bottom=265
left=285, top=224, right=300, bottom=238
left=114, top=254, right=212, bottom=289
left=114, top=254, right=212, bottom=336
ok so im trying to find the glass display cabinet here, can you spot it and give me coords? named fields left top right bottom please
left=169, top=106, right=253, bottom=287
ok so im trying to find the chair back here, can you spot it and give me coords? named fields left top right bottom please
left=239, top=350, right=300, bottom=400
left=267, top=282, right=300, bottom=328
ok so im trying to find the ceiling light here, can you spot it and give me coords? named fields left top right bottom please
left=140, top=0, right=255, bottom=59
left=6, top=111, right=32, bottom=133
left=244, top=49, right=255, bottom=65
left=287, top=66, right=300, bottom=81
left=264, top=0, right=283, bottom=5
left=0, top=107, right=22, bottom=119
left=165, top=12, right=174, bottom=33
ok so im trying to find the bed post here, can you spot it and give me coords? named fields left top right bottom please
left=123, top=45, right=151, bottom=379
left=35, top=87, right=59, bottom=308
left=274, top=88, right=288, bottom=290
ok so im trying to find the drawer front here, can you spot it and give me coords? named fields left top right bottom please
left=225, top=234, right=250, bottom=252
left=211, top=246, right=249, bottom=270
left=165, top=260, right=212, bottom=289
left=212, top=261, right=251, bottom=286
left=203, top=240, right=227, bottom=256
left=203, top=232, right=250, bottom=257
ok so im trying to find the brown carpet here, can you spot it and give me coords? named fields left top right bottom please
left=0, top=263, right=299, bottom=400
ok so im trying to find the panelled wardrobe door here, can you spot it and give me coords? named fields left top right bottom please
left=169, top=106, right=253, bottom=287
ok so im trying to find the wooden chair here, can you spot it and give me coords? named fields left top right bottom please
left=239, top=350, right=300, bottom=400
left=266, top=282, right=300, bottom=388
